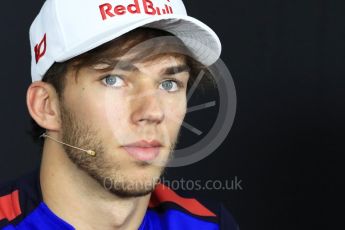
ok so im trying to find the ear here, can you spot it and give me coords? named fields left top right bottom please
left=26, top=81, right=61, bottom=131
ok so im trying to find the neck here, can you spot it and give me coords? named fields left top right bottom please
left=40, top=138, right=150, bottom=230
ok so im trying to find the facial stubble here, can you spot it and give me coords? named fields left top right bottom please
left=59, top=102, right=178, bottom=198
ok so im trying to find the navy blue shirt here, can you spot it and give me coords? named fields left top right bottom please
left=0, top=170, right=238, bottom=229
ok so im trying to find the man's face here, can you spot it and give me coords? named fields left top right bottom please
left=59, top=52, right=189, bottom=197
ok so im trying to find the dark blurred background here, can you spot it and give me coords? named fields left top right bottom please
left=0, top=0, right=343, bottom=229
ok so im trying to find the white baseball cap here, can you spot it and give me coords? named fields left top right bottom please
left=30, top=0, right=222, bottom=82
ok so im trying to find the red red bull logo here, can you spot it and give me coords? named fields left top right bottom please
left=34, top=33, right=47, bottom=63
left=99, top=0, right=174, bottom=20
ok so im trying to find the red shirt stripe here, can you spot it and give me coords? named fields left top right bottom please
left=0, top=190, right=22, bottom=221
left=149, top=184, right=216, bottom=217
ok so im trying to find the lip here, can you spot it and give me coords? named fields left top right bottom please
left=124, top=140, right=162, bottom=148
left=122, top=140, right=162, bottom=161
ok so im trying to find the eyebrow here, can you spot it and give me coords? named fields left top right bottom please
left=94, top=60, right=190, bottom=75
left=164, top=64, right=190, bottom=75
left=115, top=61, right=137, bottom=71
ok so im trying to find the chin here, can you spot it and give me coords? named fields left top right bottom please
left=107, top=185, right=155, bottom=198
left=129, top=164, right=163, bottom=183
left=103, top=172, right=161, bottom=198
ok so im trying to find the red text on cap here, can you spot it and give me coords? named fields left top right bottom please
left=100, top=0, right=174, bottom=20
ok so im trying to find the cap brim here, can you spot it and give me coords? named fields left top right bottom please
left=56, top=15, right=221, bottom=66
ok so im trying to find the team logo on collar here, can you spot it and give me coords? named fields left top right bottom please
left=100, top=0, right=174, bottom=20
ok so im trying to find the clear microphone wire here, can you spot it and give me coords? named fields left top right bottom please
left=40, top=133, right=96, bottom=156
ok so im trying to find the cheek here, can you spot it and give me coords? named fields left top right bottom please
left=75, top=96, right=107, bottom=124
left=163, top=95, right=187, bottom=129
left=65, top=87, right=127, bottom=129
left=96, top=92, right=129, bottom=132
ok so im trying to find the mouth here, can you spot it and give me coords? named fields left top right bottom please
left=122, top=140, right=162, bottom=162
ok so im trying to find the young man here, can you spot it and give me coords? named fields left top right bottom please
left=0, top=0, right=238, bottom=229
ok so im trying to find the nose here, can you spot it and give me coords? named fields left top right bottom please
left=130, top=89, right=165, bottom=126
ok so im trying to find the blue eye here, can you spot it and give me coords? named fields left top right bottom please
left=159, top=80, right=180, bottom=92
left=102, top=75, right=125, bottom=88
